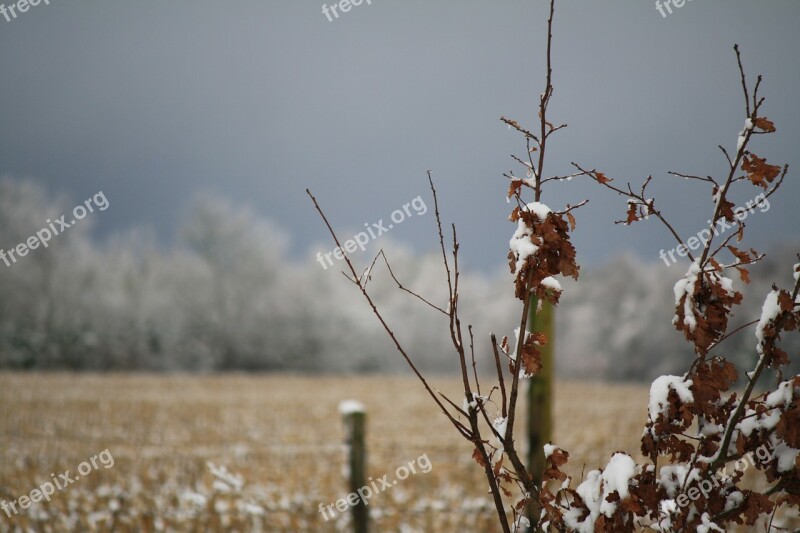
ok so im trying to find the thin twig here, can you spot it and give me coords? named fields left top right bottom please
left=572, top=162, right=691, bottom=260
left=668, top=171, right=718, bottom=186
left=377, top=250, right=449, bottom=315
left=707, top=319, right=759, bottom=352
left=491, top=333, right=508, bottom=419
left=306, top=188, right=471, bottom=439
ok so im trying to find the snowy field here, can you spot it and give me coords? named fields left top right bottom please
left=0, top=374, right=649, bottom=532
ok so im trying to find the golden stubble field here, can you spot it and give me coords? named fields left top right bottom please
left=0, top=373, right=649, bottom=532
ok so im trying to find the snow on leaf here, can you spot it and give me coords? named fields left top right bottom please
left=648, top=375, right=694, bottom=424
left=755, top=289, right=781, bottom=358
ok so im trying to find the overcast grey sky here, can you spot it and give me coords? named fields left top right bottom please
left=1, top=0, right=798, bottom=273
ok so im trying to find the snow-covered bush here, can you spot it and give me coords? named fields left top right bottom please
left=308, top=1, right=799, bottom=531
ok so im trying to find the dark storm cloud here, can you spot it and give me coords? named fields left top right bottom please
left=0, top=0, right=798, bottom=271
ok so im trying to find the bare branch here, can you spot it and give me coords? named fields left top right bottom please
left=491, top=333, right=508, bottom=419
left=378, top=250, right=449, bottom=315
left=306, top=188, right=469, bottom=438
left=668, top=171, right=718, bottom=186
left=710, top=274, right=800, bottom=472
left=734, top=44, right=751, bottom=117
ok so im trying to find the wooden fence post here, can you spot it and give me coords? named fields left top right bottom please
left=339, top=400, right=369, bottom=533
left=526, top=296, right=554, bottom=530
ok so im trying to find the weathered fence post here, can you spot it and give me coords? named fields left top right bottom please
left=526, top=296, right=554, bottom=530
left=339, top=399, right=369, bottom=533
